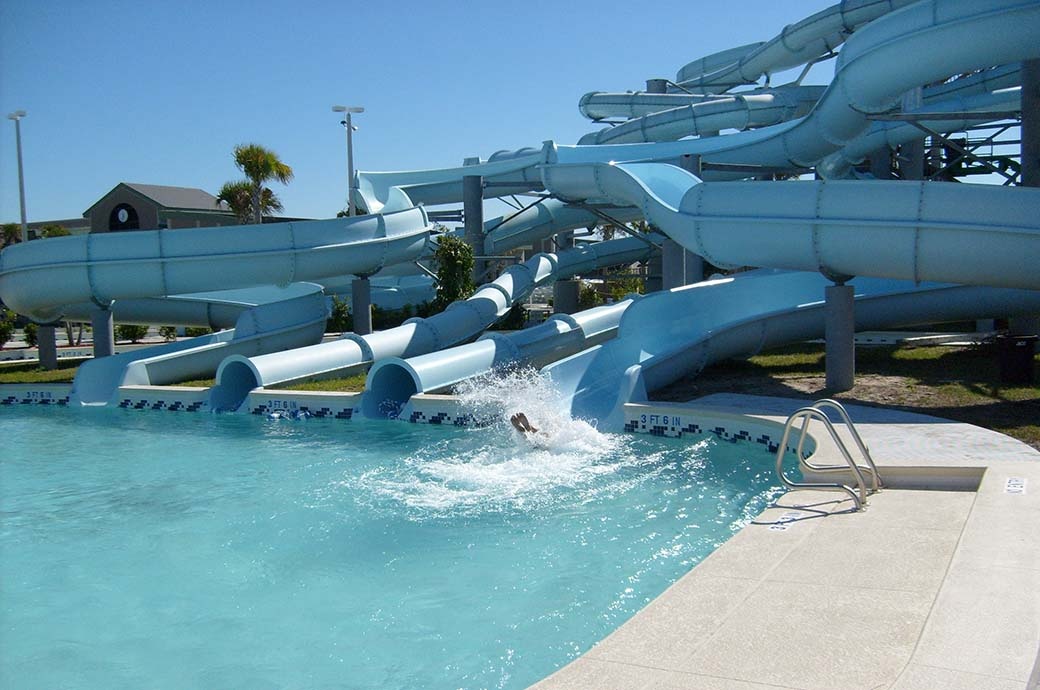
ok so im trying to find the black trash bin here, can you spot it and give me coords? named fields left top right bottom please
left=995, top=334, right=1037, bottom=384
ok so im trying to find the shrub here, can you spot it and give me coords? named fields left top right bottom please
left=23, top=321, right=37, bottom=347
left=0, top=308, right=16, bottom=347
left=433, top=234, right=475, bottom=310
left=115, top=324, right=150, bottom=343
left=158, top=326, right=178, bottom=341
left=184, top=327, right=212, bottom=337
left=326, top=296, right=352, bottom=333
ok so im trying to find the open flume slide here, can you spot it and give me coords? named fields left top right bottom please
left=542, top=270, right=1040, bottom=429
left=210, top=234, right=656, bottom=411
left=71, top=284, right=328, bottom=404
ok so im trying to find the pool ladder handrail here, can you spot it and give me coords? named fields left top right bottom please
left=774, top=399, right=882, bottom=511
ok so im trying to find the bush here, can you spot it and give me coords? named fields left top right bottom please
left=184, top=327, right=212, bottom=337
left=158, top=326, right=178, bottom=341
left=433, top=234, right=475, bottom=310
left=326, top=296, right=352, bottom=333
left=489, top=303, right=527, bottom=331
left=0, top=308, right=16, bottom=347
left=23, top=321, right=37, bottom=347
left=115, top=324, right=150, bottom=343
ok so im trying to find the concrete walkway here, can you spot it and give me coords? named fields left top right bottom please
left=533, top=395, right=1040, bottom=690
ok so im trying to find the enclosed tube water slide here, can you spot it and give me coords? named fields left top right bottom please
left=0, top=209, right=432, bottom=403
left=211, top=234, right=655, bottom=411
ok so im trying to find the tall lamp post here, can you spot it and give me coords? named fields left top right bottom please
left=332, top=105, right=364, bottom=216
left=7, top=110, right=28, bottom=243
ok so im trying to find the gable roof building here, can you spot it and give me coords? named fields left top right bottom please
left=84, top=182, right=238, bottom=233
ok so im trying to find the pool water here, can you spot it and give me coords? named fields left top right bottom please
left=1, top=401, right=783, bottom=689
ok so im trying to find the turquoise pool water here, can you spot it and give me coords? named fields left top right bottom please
left=1, top=403, right=783, bottom=689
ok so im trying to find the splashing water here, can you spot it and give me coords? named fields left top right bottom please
left=352, top=367, right=651, bottom=516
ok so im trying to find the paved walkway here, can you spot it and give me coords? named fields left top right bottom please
left=533, top=395, right=1040, bottom=690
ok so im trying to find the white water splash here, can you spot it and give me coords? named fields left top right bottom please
left=352, top=367, right=658, bottom=516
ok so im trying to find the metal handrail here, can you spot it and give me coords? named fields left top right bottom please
left=774, top=399, right=882, bottom=511
left=800, top=399, right=883, bottom=492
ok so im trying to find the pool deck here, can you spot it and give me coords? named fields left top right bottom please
left=532, top=394, right=1040, bottom=690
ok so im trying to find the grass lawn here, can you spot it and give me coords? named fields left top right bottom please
left=655, top=342, right=1040, bottom=450
left=0, top=358, right=84, bottom=384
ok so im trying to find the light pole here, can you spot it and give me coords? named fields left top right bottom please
left=7, top=110, right=28, bottom=243
left=332, top=105, right=364, bottom=216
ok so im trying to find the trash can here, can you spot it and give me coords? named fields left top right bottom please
left=996, top=334, right=1037, bottom=384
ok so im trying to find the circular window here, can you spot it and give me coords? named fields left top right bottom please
left=108, top=203, right=140, bottom=231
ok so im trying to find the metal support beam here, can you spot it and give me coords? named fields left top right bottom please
left=91, top=309, right=115, bottom=358
left=352, top=277, right=372, bottom=336
left=825, top=284, right=855, bottom=392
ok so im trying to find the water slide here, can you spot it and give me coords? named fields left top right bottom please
left=352, top=0, right=1040, bottom=424
left=543, top=272, right=1040, bottom=429
left=0, top=209, right=432, bottom=403
left=210, top=234, right=655, bottom=411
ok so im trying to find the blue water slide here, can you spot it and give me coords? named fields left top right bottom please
left=210, top=234, right=656, bottom=411
left=543, top=271, right=1040, bottom=429
left=0, top=209, right=433, bottom=403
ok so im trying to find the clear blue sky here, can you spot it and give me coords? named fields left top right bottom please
left=1, top=0, right=832, bottom=224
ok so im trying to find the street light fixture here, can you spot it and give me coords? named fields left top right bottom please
left=332, top=105, right=364, bottom=217
left=7, top=110, right=28, bottom=243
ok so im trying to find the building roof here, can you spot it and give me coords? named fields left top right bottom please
left=84, top=182, right=229, bottom=215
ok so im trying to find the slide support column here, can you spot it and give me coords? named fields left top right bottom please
left=352, top=277, right=372, bottom=336
left=463, top=175, right=485, bottom=284
left=825, top=283, right=855, bottom=392
left=91, top=309, right=115, bottom=358
left=38, top=325, right=58, bottom=369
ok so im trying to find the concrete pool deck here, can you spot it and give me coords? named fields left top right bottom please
left=533, top=394, right=1040, bottom=690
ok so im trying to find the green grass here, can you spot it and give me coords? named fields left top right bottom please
left=678, top=342, right=1040, bottom=449
left=278, top=373, right=367, bottom=392
left=0, top=358, right=83, bottom=384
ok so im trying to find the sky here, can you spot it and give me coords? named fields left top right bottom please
left=0, top=0, right=835, bottom=224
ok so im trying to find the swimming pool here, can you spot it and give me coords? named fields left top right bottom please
left=1, top=402, right=783, bottom=689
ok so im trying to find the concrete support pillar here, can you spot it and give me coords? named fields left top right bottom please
left=91, top=309, right=115, bottom=358
left=352, top=277, right=372, bottom=335
left=662, top=239, right=705, bottom=289
left=900, top=87, right=925, bottom=179
left=645, top=78, right=668, bottom=94
left=463, top=175, right=485, bottom=284
left=825, top=283, right=855, bottom=392
left=37, top=325, right=58, bottom=369
left=553, top=280, right=581, bottom=315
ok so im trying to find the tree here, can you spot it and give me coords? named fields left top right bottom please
left=230, top=143, right=293, bottom=224
left=433, top=234, right=475, bottom=310
left=0, top=308, right=16, bottom=347
left=1, top=223, right=20, bottom=248
left=216, top=180, right=284, bottom=224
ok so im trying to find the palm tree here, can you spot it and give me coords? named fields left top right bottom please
left=217, top=180, right=284, bottom=224
left=231, top=143, right=293, bottom=224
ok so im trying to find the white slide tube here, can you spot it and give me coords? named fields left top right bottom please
left=362, top=298, right=636, bottom=420
left=210, top=235, right=655, bottom=411
left=0, top=207, right=432, bottom=323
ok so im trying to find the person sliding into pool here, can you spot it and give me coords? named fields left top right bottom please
left=510, top=412, right=539, bottom=435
